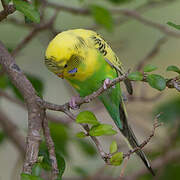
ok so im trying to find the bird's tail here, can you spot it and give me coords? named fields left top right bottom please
left=119, top=103, right=155, bottom=176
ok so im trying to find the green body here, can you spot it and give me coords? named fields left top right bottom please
left=45, top=29, right=154, bottom=175
left=67, top=54, right=123, bottom=129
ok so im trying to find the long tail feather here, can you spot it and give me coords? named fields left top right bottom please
left=119, top=103, right=155, bottom=176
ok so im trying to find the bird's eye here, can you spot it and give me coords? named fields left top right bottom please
left=64, top=64, right=68, bottom=68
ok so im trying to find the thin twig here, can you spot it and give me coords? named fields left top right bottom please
left=11, top=11, right=59, bottom=56
left=0, top=4, right=16, bottom=22
left=128, top=93, right=162, bottom=102
left=119, top=157, right=130, bottom=180
left=63, top=110, right=109, bottom=162
left=123, top=114, right=162, bottom=159
left=112, top=9, right=180, bottom=38
left=127, top=148, right=180, bottom=180
left=43, top=0, right=180, bottom=38
left=42, top=110, right=59, bottom=180
left=136, top=36, right=168, bottom=71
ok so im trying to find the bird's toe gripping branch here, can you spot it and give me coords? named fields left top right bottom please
left=103, top=78, right=115, bottom=89
left=69, top=96, right=81, bottom=109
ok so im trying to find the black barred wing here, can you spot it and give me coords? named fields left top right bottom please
left=90, top=34, right=133, bottom=95
left=90, top=34, right=123, bottom=73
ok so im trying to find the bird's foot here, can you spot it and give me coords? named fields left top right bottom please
left=69, top=96, right=81, bottom=110
left=103, top=78, right=115, bottom=89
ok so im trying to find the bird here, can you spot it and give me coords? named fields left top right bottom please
left=45, top=29, right=155, bottom=175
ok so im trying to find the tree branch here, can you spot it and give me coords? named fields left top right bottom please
left=0, top=41, right=43, bottom=174
left=42, top=111, right=59, bottom=180
left=0, top=4, right=16, bottom=22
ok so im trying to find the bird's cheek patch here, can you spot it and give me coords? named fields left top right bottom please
left=68, top=68, right=77, bottom=74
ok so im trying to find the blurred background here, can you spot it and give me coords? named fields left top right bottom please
left=0, top=0, right=180, bottom=179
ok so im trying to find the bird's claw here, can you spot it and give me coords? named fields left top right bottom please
left=69, top=96, right=81, bottom=110
left=103, top=78, right=115, bottom=89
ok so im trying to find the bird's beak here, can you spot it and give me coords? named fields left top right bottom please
left=57, top=72, right=64, bottom=79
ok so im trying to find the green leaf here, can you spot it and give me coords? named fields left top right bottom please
left=166, top=65, right=180, bottom=74
left=76, top=111, right=100, bottom=125
left=38, top=142, right=51, bottom=171
left=73, top=166, right=89, bottom=177
left=89, top=124, right=117, bottom=136
left=21, top=173, right=44, bottom=180
left=77, top=139, right=97, bottom=157
left=90, top=5, right=113, bottom=31
left=147, top=74, right=166, bottom=91
left=143, top=64, right=158, bottom=72
left=56, top=151, right=66, bottom=179
left=76, top=132, right=86, bottom=138
left=32, top=163, right=41, bottom=177
left=25, top=16, right=34, bottom=24
left=110, top=152, right=123, bottom=166
left=128, top=71, right=143, bottom=81
left=50, top=123, right=69, bottom=157
left=167, top=21, right=180, bottom=30
left=0, top=131, right=6, bottom=144
left=0, top=75, right=9, bottom=89
left=109, top=141, right=118, bottom=154
left=13, top=0, right=40, bottom=23
left=38, top=142, right=66, bottom=179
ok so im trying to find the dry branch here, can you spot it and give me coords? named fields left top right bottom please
left=42, top=111, right=59, bottom=180
left=0, top=41, right=43, bottom=174
left=0, top=4, right=16, bottom=22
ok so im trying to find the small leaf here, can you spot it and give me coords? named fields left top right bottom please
left=76, top=111, right=100, bottom=125
left=38, top=142, right=66, bottom=179
left=21, top=173, right=44, bottom=180
left=128, top=71, right=143, bottom=81
left=77, top=139, right=97, bottom=157
left=167, top=21, right=180, bottom=30
left=90, top=5, right=113, bottom=31
left=56, top=151, right=66, bottom=179
left=109, top=141, right=118, bottom=154
left=73, top=166, right=89, bottom=177
left=32, top=163, right=41, bottom=177
left=38, top=142, right=51, bottom=171
left=89, top=124, right=117, bottom=136
left=166, top=65, right=180, bottom=74
left=49, top=123, right=69, bottom=157
left=0, top=75, right=9, bottom=89
left=0, top=131, right=6, bottom=144
left=76, top=132, right=86, bottom=138
left=147, top=74, right=166, bottom=91
left=13, top=0, right=40, bottom=23
left=143, top=64, right=158, bottom=72
left=110, top=152, right=123, bottom=166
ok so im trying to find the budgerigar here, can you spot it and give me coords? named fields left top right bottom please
left=45, top=29, right=154, bottom=175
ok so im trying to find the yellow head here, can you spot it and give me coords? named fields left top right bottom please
left=45, top=30, right=92, bottom=79
left=45, top=29, right=102, bottom=82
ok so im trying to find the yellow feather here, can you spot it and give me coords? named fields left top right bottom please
left=45, top=29, right=124, bottom=81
